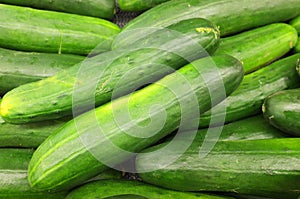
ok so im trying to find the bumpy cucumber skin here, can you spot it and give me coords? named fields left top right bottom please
left=262, top=89, right=300, bottom=136
left=0, top=0, right=115, bottom=19
left=118, top=0, right=170, bottom=11
left=0, top=18, right=220, bottom=124
left=137, top=138, right=300, bottom=199
left=199, top=53, right=300, bottom=128
left=113, top=0, right=300, bottom=48
left=215, top=23, right=298, bottom=74
left=0, top=115, right=67, bottom=148
left=27, top=55, right=243, bottom=191
left=0, top=4, right=120, bottom=55
left=0, top=48, right=84, bottom=94
left=0, top=148, right=67, bottom=199
left=66, top=180, right=232, bottom=199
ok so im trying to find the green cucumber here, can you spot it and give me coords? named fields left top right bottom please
left=0, top=4, right=120, bottom=55
left=112, top=0, right=300, bottom=48
left=214, top=23, right=298, bottom=74
left=136, top=138, right=300, bottom=199
left=295, top=40, right=300, bottom=53
left=1, top=18, right=220, bottom=124
left=0, top=0, right=115, bottom=19
left=0, top=115, right=67, bottom=148
left=198, top=53, right=300, bottom=128
left=0, top=47, right=84, bottom=94
left=66, top=179, right=232, bottom=199
left=27, top=55, right=243, bottom=191
left=262, top=88, right=300, bottom=137
left=290, top=15, right=300, bottom=53
left=0, top=148, right=67, bottom=199
left=118, top=0, right=170, bottom=12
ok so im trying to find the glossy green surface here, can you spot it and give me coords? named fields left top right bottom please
left=118, top=0, right=170, bottom=11
left=1, top=18, right=220, bottom=124
left=263, top=88, right=300, bottom=136
left=0, top=47, right=84, bottom=94
left=215, top=23, right=298, bottom=74
left=113, top=0, right=300, bottom=48
left=199, top=53, right=300, bottom=128
left=0, top=0, right=115, bottom=18
left=0, top=4, right=120, bottom=55
left=66, top=180, right=231, bottom=199
left=27, top=55, right=243, bottom=191
left=137, top=138, right=300, bottom=199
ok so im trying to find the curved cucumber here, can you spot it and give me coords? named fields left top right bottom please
left=66, top=179, right=231, bottom=199
left=0, top=47, right=84, bottom=94
left=215, top=23, right=298, bottom=74
left=0, top=0, right=115, bottom=19
left=262, top=88, right=300, bottom=137
left=118, top=0, right=170, bottom=12
left=290, top=15, right=300, bottom=32
left=0, top=148, right=67, bottom=199
left=136, top=138, right=300, bottom=199
left=27, top=55, right=243, bottom=191
left=1, top=18, right=220, bottom=124
left=0, top=4, right=120, bottom=55
left=113, top=0, right=300, bottom=48
left=199, top=53, right=300, bottom=128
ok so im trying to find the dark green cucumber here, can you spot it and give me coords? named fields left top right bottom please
left=66, top=179, right=231, bottom=199
left=214, top=23, right=298, bottom=74
left=112, top=0, right=300, bottom=48
left=0, top=148, right=67, bottom=199
left=0, top=115, right=67, bottom=148
left=0, top=0, right=115, bottom=19
left=0, top=18, right=220, bottom=124
left=0, top=4, right=120, bottom=55
left=136, top=138, right=300, bottom=199
left=198, top=53, right=300, bottom=128
left=27, top=55, right=243, bottom=191
left=0, top=47, right=84, bottom=94
left=118, top=0, right=170, bottom=12
left=295, top=41, right=300, bottom=53
left=262, top=88, right=300, bottom=137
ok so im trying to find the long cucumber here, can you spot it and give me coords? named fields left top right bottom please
left=112, top=0, right=300, bottom=48
left=27, top=55, right=243, bottom=191
left=0, top=18, right=220, bottom=124
left=0, top=4, right=120, bottom=55
left=118, top=0, right=170, bottom=12
left=199, top=53, right=300, bottom=128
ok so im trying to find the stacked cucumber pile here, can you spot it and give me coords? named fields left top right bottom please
left=0, top=0, right=300, bottom=198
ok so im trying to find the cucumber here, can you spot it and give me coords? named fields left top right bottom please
left=112, top=0, right=300, bottom=49
left=0, top=47, right=84, bottom=94
left=198, top=53, right=300, bottom=128
left=136, top=138, right=300, bottom=199
left=295, top=41, right=300, bottom=53
left=290, top=15, right=300, bottom=53
left=0, top=4, right=120, bottom=55
left=0, top=148, right=67, bottom=199
left=0, top=18, right=220, bottom=124
left=66, top=179, right=231, bottom=199
left=262, top=88, right=300, bottom=137
left=0, top=115, right=67, bottom=148
left=27, top=55, right=243, bottom=191
left=0, top=0, right=115, bottom=19
left=214, top=23, right=298, bottom=74
left=118, top=0, right=170, bottom=12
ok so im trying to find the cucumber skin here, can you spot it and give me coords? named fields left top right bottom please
left=0, top=0, right=115, bottom=19
left=66, top=179, right=231, bottom=199
left=214, top=23, right=298, bottom=74
left=262, top=89, right=300, bottom=136
left=199, top=53, right=300, bottom=128
left=118, top=0, right=170, bottom=12
left=27, top=55, right=243, bottom=191
left=0, top=18, right=220, bottom=124
left=0, top=116, right=67, bottom=148
left=290, top=15, right=300, bottom=33
left=0, top=148, right=67, bottom=199
left=0, top=4, right=120, bottom=55
left=136, top=138, right=300, bottom=199
left=0, top=48, right=84, bottom=94
left=113, top=0, right=300, bottom=48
